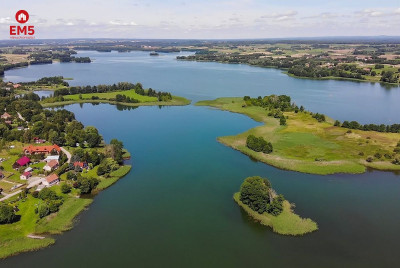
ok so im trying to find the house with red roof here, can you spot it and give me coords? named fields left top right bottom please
left=23, top=144, right=61, bottom=155
left=43, top=174, right=60, bottom=187
left=73, top=161, right=88, bottom=170
left=20, top=171, right=32, bottom=180
left=13, top=156, right=31, bottom=169
left=43, top=160, right=59, bottom=172
left=1, top=112, right=12, bottom=120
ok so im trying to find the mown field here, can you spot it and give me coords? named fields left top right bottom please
left=197, top=97, right=400, bottom=174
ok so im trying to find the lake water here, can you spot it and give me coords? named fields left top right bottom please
left=1, top=51, right=400, bottom=267
left=4, top=50, right=400, bottom=124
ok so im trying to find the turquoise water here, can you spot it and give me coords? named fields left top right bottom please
left=1, top=51, right=400, bottom=267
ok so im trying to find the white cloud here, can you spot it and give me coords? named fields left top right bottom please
left=0, top=17, right=12, bottom=24
left=356, top=9, right=384, bottom=17
left=109, top=20, right=138, bottom=26
left=260, top=10, right=298, bottom=20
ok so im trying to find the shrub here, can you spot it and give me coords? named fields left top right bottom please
left=38, top=204, right=50, bottom=218
left=246, top=135, right=273, bottom=154
left=61, top=183, right=72, bottom=194
left=38, top=188, right=58, bottom=200
left=0, top=205, right=17, bottom=224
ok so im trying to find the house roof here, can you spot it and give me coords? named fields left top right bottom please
left=22, top=171, right=31, bottom=177
left=45, top=155, right=60, bottom=161
left=73, top=161, right=86, bottom=168
left=16, top=156, right=30, bottom=166
left=47, top=160, right=59, bottom=168
left=23, top=144, right=61, bottom=154
left=46, top=174, right=59, bottom=183
left=1, top=112, right=11, bottom=119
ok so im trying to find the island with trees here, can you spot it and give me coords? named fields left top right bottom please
left=0, top=81, right=131, bottom=259
left=197, top=95, right=400, bottom=175
left=234, top=176, right=317, bottom=235
left=16, top=77, right=191, bottom=107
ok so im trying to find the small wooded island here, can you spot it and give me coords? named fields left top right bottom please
left=16, top=76, right=190, bottom=108
left=197, top=96, right=400, bottom=175
left=235, top=176, right=317, bottom=235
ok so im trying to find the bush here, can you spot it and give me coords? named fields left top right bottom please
left=266, top=194, right=285, bottom=216
left=38, top=204, right=50, bottom=218
left=246, top=135, right=273, bottom=154
left=61, top=183, right=72, bottom=194
left=38, top=188, right=58, bottom=200
left=0, top=205, right=17, bottom=224
left=279, top=116, right=286, bottom=126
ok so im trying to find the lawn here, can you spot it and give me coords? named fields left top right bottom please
left=0, top=196, right=55, bottom=259
left=197, top=97, right=400, bottom=174
left=233, top=193, right=318, bottom=236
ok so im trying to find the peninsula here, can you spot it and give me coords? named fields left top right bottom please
left=197, top=96, right=400, bottom=175
left=17, top=77, right=191, bottom=107
left=0, top=80, right=133, bottom=259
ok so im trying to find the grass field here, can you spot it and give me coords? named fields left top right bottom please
left=233, top=193, right=318, bottom=236
left=64, top=90, right=158, bottom=102
left=197, top=97, right=400, bottom=175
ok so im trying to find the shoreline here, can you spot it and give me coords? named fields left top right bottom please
left=0, top=161, right=132, bottom=259
left=177, top=58, right=400, bottom=87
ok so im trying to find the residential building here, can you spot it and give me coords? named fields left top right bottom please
left=43, top=174, right=60, bottom=187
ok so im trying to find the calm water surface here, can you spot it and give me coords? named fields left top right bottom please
left=1, top=52, right=400, bottom=268
left=4, top=50, right=400, bottom=124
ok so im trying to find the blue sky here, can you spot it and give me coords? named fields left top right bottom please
left=1, top=0, right=399, bottom=39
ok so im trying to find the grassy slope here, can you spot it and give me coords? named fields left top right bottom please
left=41, top=90, right=191, bottom=107
left=233, top=193, right=318, bottom=236
left=197, top=97, right=400, bottom=175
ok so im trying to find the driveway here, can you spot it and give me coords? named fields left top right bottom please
left=60, top=147, right=71, bottom=163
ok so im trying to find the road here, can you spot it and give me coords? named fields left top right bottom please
left=60, top=147, right=71, bottom=163
left=0, top=190, right=22, bottom=202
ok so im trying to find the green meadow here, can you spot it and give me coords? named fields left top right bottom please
left=197, top=97, right=400, bottom=175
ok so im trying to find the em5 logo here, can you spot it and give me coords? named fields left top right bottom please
left=10, top=10, right=35, bottom=39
